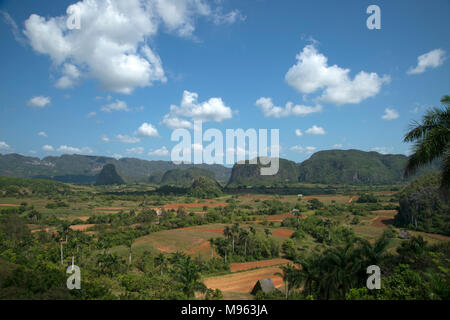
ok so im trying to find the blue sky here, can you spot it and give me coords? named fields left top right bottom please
left=0, top=0, right=449, bottom=164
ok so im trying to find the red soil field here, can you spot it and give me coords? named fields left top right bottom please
left=204, top=267, right=284, bottom=293
left=70, top=224, right=95, bottom=231
left=0, top=204, right=19, bottom=207
left=273, top=229, right=294, bottom=238
left=94, top=207, right=126, bottom=210
left=266, top=212, right=294, bottom=221
left=230, top=258, right=290, bottom=272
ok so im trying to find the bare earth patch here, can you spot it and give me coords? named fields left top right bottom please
left=94, top=207, right=126, bottom=211
left=371, top=216, right=394, bottom=227
left=70, top=224, right=95, bottom=231
left=273, top=229, right=294, bottom=238
left=204, top=267, right=283, bottom=293
left=230, top=258, right=290, bottom=272
left=0, top=204, right=19, bottom=207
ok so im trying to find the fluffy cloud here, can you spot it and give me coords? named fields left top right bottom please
left=382, top=108, right=399, bottom=121
left=333, top=144, right=343, bottom=149
left=255, top=97, right=322, bottom=118
left=38, top=131, right=48, bottom=137
left=0, top=141, right=10, bottom=150
left=295, top=129, right=303, bottom=137
left=42, top=145, right=54, bottom=151
left=55, top=63, right=81, bottom=89
left=162, top=115, right=193, bottom=129
left=57, top=145, right=93, bottom=154
left=101, top=100, right=130, bottom=113
left=126, top=147, right=145, bottom=155
left=22, top=0, right=241, bottom=93
left=148, top=146, right=169, bottom=156
left=371, top=147, right=394, bottom=155
left=162, top=90, right=233, bottom=129
left=116, top=134, right=140, bottom=144
left=285, top=44, right=390, bottom=105
left=136, top=122, right=159, bottom=137
left=290, top=145, right=316, bottom=154
left=305, top=125, right=326, bottom=135
left=27, top=96, right=51, bottom=108
left=407, top=49, right=446, bottom=75
left=86, top=111, right=97, bottom=118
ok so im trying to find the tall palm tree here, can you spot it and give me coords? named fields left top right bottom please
left=275, top=263, right=300, bottom=299
left=404, top=95, right=450, bottom=189
left=295, top=257, right=317, bottom=297
left=154, top=253, right=167, bottom=276
left=175, top=256, right=207, bottom=299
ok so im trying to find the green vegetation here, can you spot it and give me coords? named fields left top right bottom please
left=227, top=158, right=299, bottom=187
left=395, top=173, right=449, bottom=235
left=188, top=176, right=223, bottom=198
left=0, top=153, right=232, bottom=184
left=298, top=149, right=438, bottom=185
left=95, top=164, right=125, bottom=186
left=161, top=167, right=216, bottom=187
left=403, top=95, right=449, bottom=189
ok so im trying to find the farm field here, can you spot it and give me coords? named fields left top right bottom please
left=1, top=177, right=448, bottom=301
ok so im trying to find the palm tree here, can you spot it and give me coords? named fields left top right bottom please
left=239, top=230, right=250, bottom=259
left=175, top=256, right=207, bottom=299
left=208, top=238, right=214, bottom=259
left=231, top=223, right=240, bottom=253
left=295, top=257, right=316, bottom=297
left=154, top=253, right=167, bottom=275
left=404, top=95, right=450, bottom=189
left=223, top=226, right=231, bottom=240
left=275, top=264, right=299, bottom=299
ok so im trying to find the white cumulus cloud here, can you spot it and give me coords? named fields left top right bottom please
left=42, top=145, right=54, bottom=152
left=255, top=97, right=322, bottom=118
left=295, top=129, right=303, bottom=137
left=305, top=125, right=326, bottom=135
left=285, top=44, right=390, bottom=105
left=101, top=100, right=130, bottom=113
left=382, top=108, right=399, bottom=121
left=116, top=134, right=140, bottom=144
left=162, top=90, right=233, bottom=129
left=407, top=49, right=446, bottom=75
left=148, top=146, right=169, bottom=156
left=38, top=131, right=48, bottom=137
left=27, top=96, right=51, bottom=108
left=57, top=145, right=93, bottom=154
left=22, top=0, right=242, bottom=93
left=0, top=141, right=10, bottom=150
left=136, top=122, right=159, bottom=137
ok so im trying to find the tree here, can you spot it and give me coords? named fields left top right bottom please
left=403, top=95, right=450, bottom=189
left=175, top=256, right=206, bottom=298
left=154, top=253, right=167, bottom=276
left=275, top=264, right=299, bottom=299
